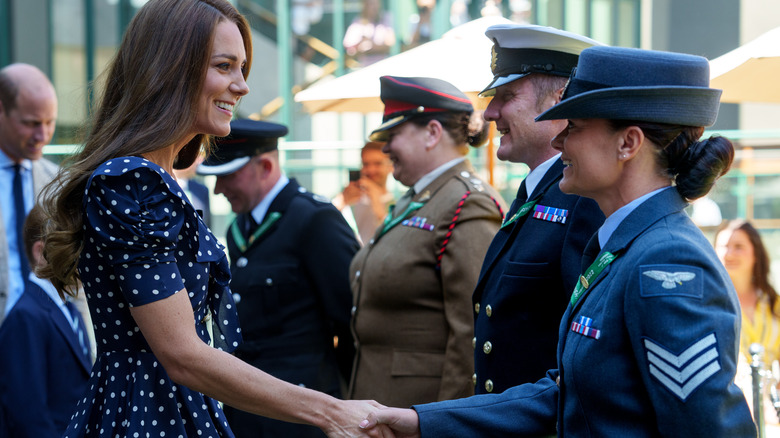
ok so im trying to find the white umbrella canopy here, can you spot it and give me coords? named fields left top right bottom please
left=294, top=15, right=514, bottom=113
left=710, top=26, right=780, bottom=104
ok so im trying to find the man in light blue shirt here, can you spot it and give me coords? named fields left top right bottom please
left=0, top=63, right=59, bottom=325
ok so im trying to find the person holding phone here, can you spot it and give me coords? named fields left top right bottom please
left=333, top=141, right=394, bottom=245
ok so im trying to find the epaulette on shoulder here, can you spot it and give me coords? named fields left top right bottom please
left=296, top=185, right=332, bottom=205
left=455, top=169, right=487, bottom=193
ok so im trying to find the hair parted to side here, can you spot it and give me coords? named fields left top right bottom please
left=608, top=120, right=734, bottom=202
left=39, top=0, right=252, bottom=298
left=716, top=220, right=779, bottom=317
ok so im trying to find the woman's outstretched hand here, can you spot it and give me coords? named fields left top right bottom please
left=323, top=399, right=397, bottom=438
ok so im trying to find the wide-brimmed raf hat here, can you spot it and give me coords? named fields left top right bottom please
left=368, top=76, right=473, bottom=142
left=480, top=24, right=603, bottom=97
left=198, top=119, right=288, bottom=176
left=536, top=46, right=722, bottom=127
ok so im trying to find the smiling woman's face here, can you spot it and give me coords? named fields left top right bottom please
left=381, top=121, right=431, bottom=187
left=552, top=118, right=624, bottom=201
left=192, top=20, right=249, bottom=138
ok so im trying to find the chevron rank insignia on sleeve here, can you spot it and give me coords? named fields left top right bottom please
left=639, top=265, right=703, bottom=298
left=643, top=333, right=721, bottom=401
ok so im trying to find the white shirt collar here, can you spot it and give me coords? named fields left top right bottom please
left=250, top=174, right=289, bottom=225
left=412, top=157, right=465, bottom=194
left=523, top=153, right=560, bottom=199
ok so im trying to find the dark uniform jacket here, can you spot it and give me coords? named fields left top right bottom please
left=414, top=188, right=756, bottom=437
left=0, top=280, right=92, bottom=438
left=349, top=160, right=506, bottom=408
left=473, top=159, right=604, bottom=394
left=224, top=178, right=359, bottom=438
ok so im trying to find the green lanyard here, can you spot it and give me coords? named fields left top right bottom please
left=230, top=212, right=282, bottom=253
left=501, top=199, right=539, bottom=229
left=377, top=201, right=425, bottom=238
left=570, top=250, right=619, bottom=307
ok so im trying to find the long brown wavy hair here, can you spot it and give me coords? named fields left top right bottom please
left=716, top=220, right=779, bottom=317
left=39, top=0, right=252, bottom=297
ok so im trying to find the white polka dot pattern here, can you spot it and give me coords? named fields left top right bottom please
left=64, top=157, right=241, bottom=437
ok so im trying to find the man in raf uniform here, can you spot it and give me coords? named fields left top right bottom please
left=198, top=119, right=358, bottom=438
left=472, top=24, right=605, bottom=394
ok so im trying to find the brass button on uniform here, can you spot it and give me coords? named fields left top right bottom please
left=351, top=306, right=357, bottom=316
left=474, top=302, right=480, bottom=314
left=485, top=379, right=494, bottom=393
left=265, top=278, right=273, bottom=286
left=483, top=341, right=493, bottom=354
left=485, top=304, right=493, bottom=317
left=472, top=337, right=477, bottom=349
left=472, top=373, right=477, bottom=385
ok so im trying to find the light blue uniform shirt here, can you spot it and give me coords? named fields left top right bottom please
left=597, top=186, right=672, bottom=248
left=0, top=151, right=33, bottom=316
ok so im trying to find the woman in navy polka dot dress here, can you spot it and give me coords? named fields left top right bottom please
left=38, top=1, right=384, bottom=437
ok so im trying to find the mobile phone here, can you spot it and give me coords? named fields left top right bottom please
left=348, top=169, right=361, bottom=182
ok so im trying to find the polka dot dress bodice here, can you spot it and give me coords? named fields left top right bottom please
left=64, top=157, right=242, bottom=438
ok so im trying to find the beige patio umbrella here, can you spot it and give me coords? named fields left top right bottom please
left=710, top=26, right=780, bottom=103
left=294, top=15, right=513, bottom=113
left=294, top=15, right=513, bottom=184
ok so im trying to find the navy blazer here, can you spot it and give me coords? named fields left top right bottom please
left=0, top=280, right=92, bottom=438
left=473, top=159, right=604, bottom=394
left=415, top=188, right=755, bottom=437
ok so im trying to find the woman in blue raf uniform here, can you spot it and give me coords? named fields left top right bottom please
left=348, top=76, right=507, bottom=408
left=37, top=1, right=383, bottom=437
left=360, top=46, right=756, bottom=437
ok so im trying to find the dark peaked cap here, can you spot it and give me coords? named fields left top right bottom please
left=369, top=76, right=473, bottom=141
left=198, top=119, right=289, bottom=176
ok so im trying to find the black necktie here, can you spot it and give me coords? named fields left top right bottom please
left=393, top=188, right=415, bottom=218
left=506, top=179, right=528, bottom=220
left=244, top=214, right=257, bottom=239
left=581, top=233, right=602, bottom=272
left=13, top=164, right=29, bottom=280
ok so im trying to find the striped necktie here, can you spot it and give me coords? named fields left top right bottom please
left=66, top=301, right=90, bottom=359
